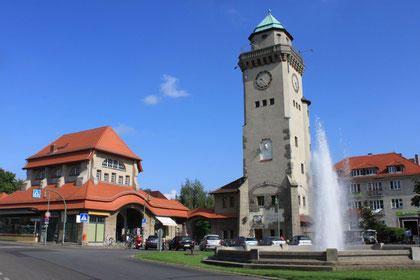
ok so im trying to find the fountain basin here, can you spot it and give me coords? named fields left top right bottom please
left=203, top=246, right=420, bottom=271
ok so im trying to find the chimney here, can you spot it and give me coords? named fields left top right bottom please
left=368, top=153, right=372, bottom=156
left=416, top=154, right=419, bottom=165
left=49, top=144, right=55, bottom=154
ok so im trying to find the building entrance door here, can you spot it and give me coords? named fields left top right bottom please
left=403, top=220, right=419, bottom=235
left=254, top=229, right=263, bottom=241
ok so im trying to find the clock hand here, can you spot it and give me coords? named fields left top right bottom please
left=260, top=78, right=268, bottom=85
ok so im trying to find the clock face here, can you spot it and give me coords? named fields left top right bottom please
left=254, top=71, right=272, bottom=90
left=292, top=73, right=299, bottom=93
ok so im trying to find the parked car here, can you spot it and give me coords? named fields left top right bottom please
left=232, top=236, right=258, bottom=246
left=199, top=234, right=223, bottom=251
left=261, top=236, right=286, bottom=246
left=289, top=236, right=312, bottom=245
left=145, top=235, right=157, bottom=250
left=363, top=229, right=377, bottom=244
left=169, top=235, right=195, bottom=250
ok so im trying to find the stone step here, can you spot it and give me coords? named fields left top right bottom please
left=253, top=258, right=334, bottom=266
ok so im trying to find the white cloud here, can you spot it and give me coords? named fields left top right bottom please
left=160, top=74, right=189, bottom=98
left=113, top=124, right=135, bottom=135
left=143, top=95, right=160, bottom=105
left=164, top=190, right=177, bottom=200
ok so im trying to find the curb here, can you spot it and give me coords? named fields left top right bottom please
left=130, top=253, right=286, bottom=280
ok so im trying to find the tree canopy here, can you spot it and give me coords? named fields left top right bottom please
left=177, top=178, right=214, bottom=210
left=0, top=168, right=23, bottom=194
left=411, top=179, right=420, bottom=207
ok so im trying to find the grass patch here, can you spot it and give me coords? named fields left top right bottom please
left=135, top=251, right=420, bottom=280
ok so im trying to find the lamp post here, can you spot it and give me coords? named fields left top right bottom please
left=44, top=188, right=67, bottom=246
left=275, top=195, right=281, bottom=237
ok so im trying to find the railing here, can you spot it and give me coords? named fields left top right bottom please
left=367, top=191, right=383, bottom=197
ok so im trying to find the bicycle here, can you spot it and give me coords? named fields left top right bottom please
left=124, top=236, right=134, bottom=249
left=104, top=237, right=114, bottom=246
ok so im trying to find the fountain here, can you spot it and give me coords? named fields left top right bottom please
left=312, top=120, right=346, bottom=251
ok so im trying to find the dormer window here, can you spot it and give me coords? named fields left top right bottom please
left=388, top=165, right=403, bottom=173
left=35, top=170, right=46, bottom=180
left=102, top=158, right=126, bottom=171
left=70, top=166, right=81, bottom=176
left=352, top=168, right=377, bottom=177
left=52, top=169, right=62, bottom=178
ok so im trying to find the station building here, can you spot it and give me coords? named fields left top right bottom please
left=335, top=152, right=420, bottom=238
left=0, top=126, right=189, bottom=244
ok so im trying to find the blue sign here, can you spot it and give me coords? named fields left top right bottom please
left=32, top=189, right=41, bottom=199
left=80, top=213, right=89, bottom=222
left=142, top=218, right=146, bottom=224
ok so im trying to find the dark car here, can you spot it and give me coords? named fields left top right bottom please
left=232, top=236, right=258, bottom=247
left=168, top=235, right=194, bottom=250
left=145, top=235, right=164, bottom=250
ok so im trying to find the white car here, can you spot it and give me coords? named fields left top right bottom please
left=289, top=236, right=312, bottom=245
left=199, top=234, right=222, bottom=251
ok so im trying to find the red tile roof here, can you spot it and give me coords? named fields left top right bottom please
left=0, top=193, right=7, bottom=200
left=24, top=150, right=93, bottom=169
left=0, top=180, right=189, bottom=218
left=24, top=126, right=143, bottom=172
left=335, top=152, right=420, bottom=178
left=187, top=208, right=238, bottom=219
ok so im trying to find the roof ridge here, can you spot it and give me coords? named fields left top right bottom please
left=62, top=126, right=109, bottom=137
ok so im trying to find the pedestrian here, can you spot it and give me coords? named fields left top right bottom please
left=405, top=228, right=412, bottom=243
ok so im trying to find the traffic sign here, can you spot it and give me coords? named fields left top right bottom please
left=32, top=189, right=41, bottom=199
left=142, top=218, right=146, bottom=225
left=45, top=211, right=51, bottom=218
left=80, top=213, right=89, bottom=222
left=45, top=217, right=49, bottom=223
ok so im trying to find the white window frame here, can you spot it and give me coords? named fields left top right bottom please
left=390, top=180, right=401, bottom=190
left=391, top=199, right=403, bottom=209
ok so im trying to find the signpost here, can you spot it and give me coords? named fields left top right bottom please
left=32, top=189, right=41, bottom=199
left=80, top=213, right=89, bottom=222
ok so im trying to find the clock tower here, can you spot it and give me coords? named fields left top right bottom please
left=237, top=11, right=311, bottom=238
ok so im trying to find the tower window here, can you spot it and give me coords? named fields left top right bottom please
left=52, top=169, right=62, bottom=178
left=270, top=98, right=274, bottom=105
left=301, top=163, right=304, bottom=174
left=262, top=99, right=267, bottom=106
left=293, top=100, right=296, bottom=106
left=104, top=173, right=109, bottom=182
left=118, top=176, right=123, bottom=184
left=257, top=196, right=265, bottom=206
left=35, top=170, right=46, bottom=180
left=255, top=101, right=260, bottom=108
left=96, top=170, right=101, bottom=182
left=111, top=173, right=116, bottom=183
left=303, top=196, right=306, bottom=207
left=229, top=197, right=235, bottom=208
left=295, top=136, right=298, bottom=147
left=125, top=175, right=130, bottom=185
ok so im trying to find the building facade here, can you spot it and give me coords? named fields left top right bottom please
left=0, top=126, right=189, bottom=244
left=335, top=152, right=420, bottom=237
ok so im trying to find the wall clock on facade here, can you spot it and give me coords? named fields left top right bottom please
left=292, top=73, right=299, bottom=93
left=254, top=71, right=272, bottom=90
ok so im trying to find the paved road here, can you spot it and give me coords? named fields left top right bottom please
left=0, top=242, right=260, bottom=280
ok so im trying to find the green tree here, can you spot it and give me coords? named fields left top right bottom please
left=177, top=178, right=214, bottom=210
left=411, top=179, right=420, bottom=207
left=359, top=202, right=383, bottom=230
left=0, top=168, right=23, bottom=194
left=193, top=220, right=211, bottom=241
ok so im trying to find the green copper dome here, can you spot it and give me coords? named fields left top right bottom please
left=254, top=10, right=286, bottom=33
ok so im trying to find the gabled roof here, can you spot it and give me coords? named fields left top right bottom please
left=210, top=177, right=245, bottom=194
left=24, top=126, right=142, bottom=170
left=0, top=180, right=189, bottom=218
left=385, top=160, right=404, bottom=167
left=335, top=152, right=420, bottom=178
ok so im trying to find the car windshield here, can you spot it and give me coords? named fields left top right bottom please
left=207, top=236, right=219, bottom=240
left=180, top=236, right=192, bottom=241
left=148, top=236, right=158, bottom=240
left=299, top=236, right=311, bottom=240
left=246, top=237, right=257, bottom=241
left=269, top=237, right=283, bottom=241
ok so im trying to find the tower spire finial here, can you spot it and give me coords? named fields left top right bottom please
left=268, top=9, right=271, bottom=15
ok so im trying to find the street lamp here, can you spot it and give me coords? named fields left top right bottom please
left=44, top=188, right=67, bottom=246
left=275, top=195, right=281, bottom=237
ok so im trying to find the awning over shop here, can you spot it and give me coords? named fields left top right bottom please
left=156, top=216, right=178, bottom=226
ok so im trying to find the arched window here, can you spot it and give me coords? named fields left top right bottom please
left=70, top=166, right=81, bottom=176
left=101, top=159, right=126, bottom=171
left=35, top=170, right=46, bottom=180
left=52, top=168, right=62, bottom=178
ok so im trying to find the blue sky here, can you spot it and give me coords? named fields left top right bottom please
left=1, top=0, right=419, bottom=197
